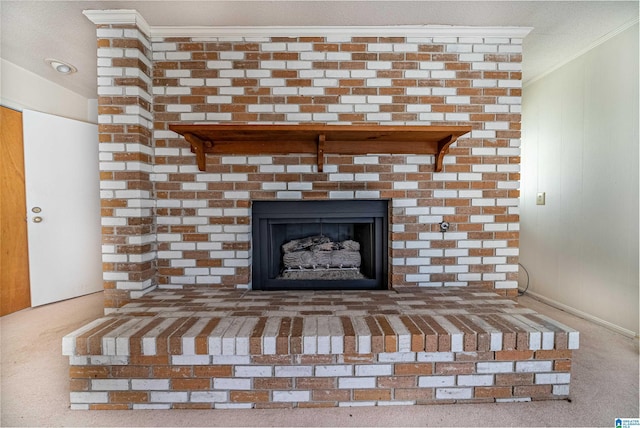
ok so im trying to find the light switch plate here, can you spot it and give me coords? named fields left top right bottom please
left=536, top=192, right=546, bottom=205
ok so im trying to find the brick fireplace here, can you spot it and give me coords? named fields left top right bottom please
left=90, top=11, right=526, bottom=308
left=60, top=10, right=578, bottom=410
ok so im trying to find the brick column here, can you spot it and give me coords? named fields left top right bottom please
left=86, top=12, right=156, bottom=310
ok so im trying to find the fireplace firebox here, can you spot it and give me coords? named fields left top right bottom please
left=252, top=200, right=388, bottom=291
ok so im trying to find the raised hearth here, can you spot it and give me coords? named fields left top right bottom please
left=63, top=288, right=578, bottom=409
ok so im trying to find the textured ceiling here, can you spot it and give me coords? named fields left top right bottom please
left=1, top=1, right=638, bottom=99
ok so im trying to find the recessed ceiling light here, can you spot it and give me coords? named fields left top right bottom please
left=45, top=58, right=77, bottom=74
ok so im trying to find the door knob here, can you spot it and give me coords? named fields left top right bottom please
left=33, top=216, right=43, bottom=223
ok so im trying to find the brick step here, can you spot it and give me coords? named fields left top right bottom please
left=63, top=288, right=578, bottom=409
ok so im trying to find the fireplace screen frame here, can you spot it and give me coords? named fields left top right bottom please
left=251, top=200, right=389, bottom=291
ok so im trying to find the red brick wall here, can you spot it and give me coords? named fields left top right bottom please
left=95, top=22, right=523, bottom=308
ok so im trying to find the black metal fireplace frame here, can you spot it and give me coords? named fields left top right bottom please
left=251, top=200, right=389, bottom=291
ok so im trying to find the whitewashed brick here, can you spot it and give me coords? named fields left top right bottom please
left=355, top=104, right=379, bottom=112
left=405, top=70, right=431, bottom=78
left=446, top=96, right=470, bottom=104
left=457, top=375, right=494, bottom=386
left=568, top=332, right=579, bottom=349
left=191, top=391, right=228, bottom=402
left=276, top=191, right=302, bottom=199
left=406, top=274, right=431, bottom=282
left=275, top=366, right=313, bottom=377
left=369, top=43, right=393, bottom=52
left=368, top=61, right=392, bottom=70
left=207, top=96, right=233, bottom=104
left=220, top=51, right=245, bottom=60
left=355, top=173, right=379, bottom=181
left=70, top=404, right=90, bottom=410
left=516, top=361, right=553, bottom=373
left=459, top=53, right=485, bottom=62
left=355, top=191, right=380, bottom=199
left=498, top=96, right=521, bottom=105
left=406, top=87, right=432, bottom=95
left=340, top=95, right=367, bottom=104
left=207, top=60, right=233, bottom=68
left=132, top=379, right=170, bottom=390
left=91, top=379, right=129, bottom=391
left=553, top=384, right=570, bottom=395
left=418, top=376, right=455, bottom=387
left=394, top=43, right=418, bottom=52
left=536, top=373, right=571, bottom=384
left=499, top=79, right=522, bottom=88
left=329, top=173, right=354, bottom=181
left=248, top=104, right=274, bottom=113
left=446, top=44, right=472, bottom=53
left=378, top=352, right=416, bottom=362
left=285, top=61, right=311, bottom=70
left=150, top=392, right=188, bottom=403
left=259, top=78, right=285, bottom=87
left=436, top=388, right=473, bottom=399
left=315, top=365, right=353, bottom=377
left=263, top=182, right=287, bottom=191
left=273, top=391, right=310, bottom=402
left=213, top=378, right=251, bottom=390
left=205, top=78, right=231, bottom=86
left=215, top=403, right=252, bottom=409
left=206, top=113, right=232, bottom=121
left=338, top=377, right=376, bottom=389
left=365, top=78, right=392, bottom=87
left=394, top=181, right=418, bottom=190
left=235, top=366, right=272, bottom=377
left=355, top=365, right=393, bottom=376
left=338, top=401, right=376, bottom=407
left=499, top=44, right=523, bottom=53
left=70, top=392, right=108, bottom=404
left=262, top=43, right=287, bottom=51
left=368, top=95, right=393, bottom=104
left=445, top=113, right=470, bottom=121
left=497, top=397, right=531, bottom=403
left=286, top=113, right=313, bottom=121
left=431, top=70, right=456, bottom=79
left=498, top=62, right=523, bottom=71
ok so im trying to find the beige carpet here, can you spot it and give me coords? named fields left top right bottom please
left=1, top=291, right=637, bottom=427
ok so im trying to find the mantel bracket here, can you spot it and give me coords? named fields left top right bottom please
left=435, top=135, right=455, bottom=172
left=317, top=134, right=326, bottom=173
left=184, top=133, right=213, bottom=171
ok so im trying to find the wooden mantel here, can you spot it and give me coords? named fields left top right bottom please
left=168, top=124, right=472, bottom=172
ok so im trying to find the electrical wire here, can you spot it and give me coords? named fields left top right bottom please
left=517, top=262, right=530, bottom=296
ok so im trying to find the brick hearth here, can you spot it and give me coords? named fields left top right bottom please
left=67, top=10, right=580, bottom=410
left=63, top=288, right=578, bottom=409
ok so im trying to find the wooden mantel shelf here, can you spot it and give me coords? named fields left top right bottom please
left=168, top=124, right=472, bottom=172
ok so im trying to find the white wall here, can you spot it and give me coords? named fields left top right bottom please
left=0, top=59, right=96, bottom=123
left=521, top=23, right=639, bottom=337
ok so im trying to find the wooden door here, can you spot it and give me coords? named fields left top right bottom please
left=0, top=106, right=31, bottom=316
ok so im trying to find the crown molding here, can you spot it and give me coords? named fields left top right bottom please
left=83, top=10, right=151, bottom=36
left=149, top=25, right=532, bottom=39
left=82, top=9, right=532, bottom=40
